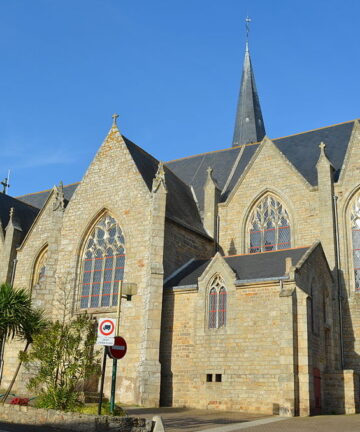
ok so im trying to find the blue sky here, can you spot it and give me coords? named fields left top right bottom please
left=1, top=0, right=359, bottom=196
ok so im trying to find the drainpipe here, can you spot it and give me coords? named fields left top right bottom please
left=10, top=258, right=18, bottom=287
left=333, top=195, right=344, bottom=369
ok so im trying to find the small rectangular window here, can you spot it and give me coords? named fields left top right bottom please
left=206, top=374, right=213, bottom=382
left=215, top=374, right=222, bottom=382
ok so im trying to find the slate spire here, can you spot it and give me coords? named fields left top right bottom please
left=232, top=36, right=266, bottom=147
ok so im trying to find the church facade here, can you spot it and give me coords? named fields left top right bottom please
left=1, top=40, right=360, bottom=416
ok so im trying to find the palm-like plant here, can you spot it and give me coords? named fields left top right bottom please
left=0, top=283, right=32, bottom=341
left=0, top=283, right=48, bottom=403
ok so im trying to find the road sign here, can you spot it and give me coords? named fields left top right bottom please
left=96, top=318, right=116, bottom=346
left=107, top=336, right=127, bottom=360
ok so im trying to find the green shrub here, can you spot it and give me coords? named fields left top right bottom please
left=21, top=314, right=100, bottom=412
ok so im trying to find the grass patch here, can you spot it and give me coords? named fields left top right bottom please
left=74, top=402, right=127, bottom=417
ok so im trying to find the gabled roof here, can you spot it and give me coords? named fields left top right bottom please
left=164, top=247, right=310, bottom=288
left=16, top=137, right=208, bottom=237
left=14, top=119, right=358, bottom=237
left=0, top=193, right=39, bottom=239
left=166, top=120, right=358, bottom=209
left=17, top=182, right=78, bottom=209
left=123, top=137, right=207, bottom=235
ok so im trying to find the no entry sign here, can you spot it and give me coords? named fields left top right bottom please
left=97, top=318, right=116, bottom=346
left=107, top=336, right=127, bottom=360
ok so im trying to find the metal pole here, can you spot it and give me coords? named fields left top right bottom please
left=98, top=347, right=107, bottom=415
left=110, top=358, right=117, bottom=414
left=116, top=280, right=123, bottom=335
left=110, top=280, right=123, bottom=415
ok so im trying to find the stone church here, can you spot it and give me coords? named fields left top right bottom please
left=1, top=38, right=360, bottom=417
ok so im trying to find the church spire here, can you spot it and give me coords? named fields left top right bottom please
left=232, top=17, right=266, bottom=147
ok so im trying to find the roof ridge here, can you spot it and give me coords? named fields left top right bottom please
left=122, top=135, right=159, bottom=165
left=1, top=193, right=41, bottom=212
left=16, top=181, right=80, bottom=199
left=223, top=245, right=310, bottom=258
left=166, top=119, right=358, bottom=164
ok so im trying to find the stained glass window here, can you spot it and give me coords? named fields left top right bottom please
left=351, top=196, right=360, bottom=291
left=208, top=275, right=227, bottom=329
left=249, top=195, right=291, bottom=253
left=80, top=214, right=125, bottom=309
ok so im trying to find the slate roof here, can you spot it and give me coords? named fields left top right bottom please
left=232, top=42, right=266, bottom=147
left=164, top=247, right=310, bottom=288
left=17, top=183, right=78, bottom=209
left=16, top=136, right=207, bottom=237
left=14, top=119, right=358, bottom=238
left=123, top=137, right=207, bottom=235
left=0, top=193, right=39, bottom=240
left=166, top=120, right=357, bottom=210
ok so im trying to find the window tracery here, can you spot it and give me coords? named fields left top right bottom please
left=208, top=275, right=227, bottom=329
left=350, top=195, right=360, bottom=291
left=249, top=195, right=291, bottom=253
left=80, top=214, right=125, bottom=309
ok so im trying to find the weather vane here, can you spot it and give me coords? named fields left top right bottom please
left=245, top=16, right=251, bottom=41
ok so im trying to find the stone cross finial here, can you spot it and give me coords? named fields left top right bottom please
left=1, top=177, right=10, bottom=194
left=112, top=113, right=119, bottom=126
left=319, top=142, right=326, bottom=151
left=9, top=207, right=14, bottom=220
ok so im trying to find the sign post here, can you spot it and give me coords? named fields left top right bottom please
left=108, top=282, right=136, bottom=416
left=97, top=347, right=107, bottom=415
left=96, top=318, right=116, bottom=416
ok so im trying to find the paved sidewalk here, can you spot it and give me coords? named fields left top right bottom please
left=229, top=414, right=360, bottom=432
left=125, top=407, right=268, bottom=432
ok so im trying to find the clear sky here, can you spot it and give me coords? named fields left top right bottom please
left=1, top=0, right=359, bottom=197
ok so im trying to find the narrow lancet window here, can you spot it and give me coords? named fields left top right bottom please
left=80, top=214, right=125, bottom=309
left=208, top=275, right=227, bottom=329
left=249, top=195, right=290, bottom=253
left=351, top=196, right=360, bottom=291
left=32, top=247, right=48, bottom=288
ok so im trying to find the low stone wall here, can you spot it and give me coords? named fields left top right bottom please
left=0, top=404, right=155, bottom=432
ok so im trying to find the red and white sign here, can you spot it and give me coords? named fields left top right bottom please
left=96, top=318, right=116, bottom=346
left=107, top=336, right=127, bottom=360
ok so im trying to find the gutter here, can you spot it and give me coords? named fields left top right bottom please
left=235, top=275, right=290, bottom=285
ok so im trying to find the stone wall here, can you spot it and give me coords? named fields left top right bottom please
left=2, top=125, right=166, bottom=408
left=323, top=370, right=360, bottom=414
left=218, top=138, right=318, bottom=256
left=0, top=404, right=153, bottom=432
left=161, top=278, right=286, bottom=414
left=163, top=219, right=214, bottom=279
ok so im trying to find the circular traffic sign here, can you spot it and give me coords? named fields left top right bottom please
left=100, top=319, right=115, bottom=336
left=107, top=336, right=127, bottom=360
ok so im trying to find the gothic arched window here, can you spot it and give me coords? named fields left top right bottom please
left=249, top=195, right=291, bottom=253
left=80, top=214, right=125, bottom=309
left=350, top=195, right=360, bottom=291
left=32, top=246, right=48, bottom=288
left=208, top=275, right=227, bottom=329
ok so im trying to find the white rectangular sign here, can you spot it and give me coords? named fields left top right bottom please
left=96, top=335, right=115, bottom=346
left=96, top=318, right=116, bottom=346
